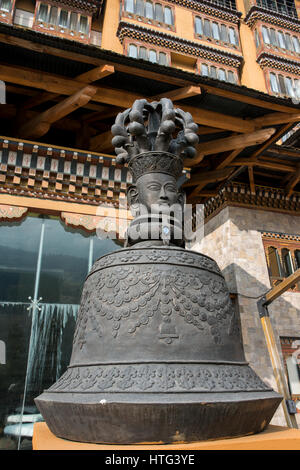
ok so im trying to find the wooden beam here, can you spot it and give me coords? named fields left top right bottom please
left=184, top=167, right=233, bottom=188
left=1, top=65, right=258, bottom=134
left=285, top=165, right=300, bottom=197
left=230, top=158, right=296, bottom=173
left=185, top=128, right=276, bottom=166
left=0, top=64, right=141, bottom=108
left=181, top=105, right=255, bottom=134
left=249, top=123, right=294, bottom=161
left=152, top=85, right=201, bottom=102
left=215, top=148, right=243, bottom=170
left=197, top=126, right=227, bottom=136
left=265, top=269, right=300, bottom=304
left=248, top=166, right=255, bottom=195
left=89, top=130, right=113, bottom=152
left=76, top=64, right=115, bottom=83
left=253, top=112, right=300, bottom=128
left=19, top=86, right=97, bottom=139
left=1, top=32, right=299, bottom=115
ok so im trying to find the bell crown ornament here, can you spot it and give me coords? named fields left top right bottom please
left=111, top=98, right=198, bottom=181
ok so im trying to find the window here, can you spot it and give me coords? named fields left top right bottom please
left=280, top=337, right=300, bottom=415
left=139, top=46, right=147, bottom=59
left=260, top=25, right=300, bottom=54
left=0, top=214, right=119, bottom=449
left=154, top=3, right=164, bottom=22
left=269, top=72, right=299, bottom=98
left=262, top=26, right=270, bottom=44
left=158, top=51, right=167, bottom=65
left=218, top=68, right=226, bottom=81
left=195, top=16, right=239, bottom=48
left=263, top=235, right=300, bottom=291
left=127, top=43, right=169, bottom=65
left=200, top=62, right=238, bottom=84
left=124, top=0, right=174, bottom=28
left=220, top=24, right=228, bottom=43
left=0, top=0, right=12, bottom=12
left=149, top=49, right=157, bottom=63
left=128, top=43, right=138, bottom=58
left=210, top=66, right=217, bottom=79
left=136, top=0, right=144, bottom=16
left=228, top=27, right=237, bottom=45
left=195, top=17, right=203, bottom=35
left=34, top=2, right=91, bottom=41
left=270, top=72, right=279, bottom=93
left=278, top=31, right=286, bottom=49
left=201, top=63, right=209, bottom=76
left=292, top=36, right=300, bottom=53
left=164, top=6, right=173, bottom=26
left=203, top=19, right=211, bottom=37
left=145, top=1, right=154, bottom=19
left=125, top=0, right=134, bottom=13
left=212, top=22, right=220, bottom=40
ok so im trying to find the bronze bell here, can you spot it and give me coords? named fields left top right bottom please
left=35, top=99, right=281, bottom=444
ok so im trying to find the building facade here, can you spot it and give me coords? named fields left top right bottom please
left=0, top=0, right=299, bottom=449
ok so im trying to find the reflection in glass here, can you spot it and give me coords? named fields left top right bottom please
left=0, top=215, right=119, bottom=449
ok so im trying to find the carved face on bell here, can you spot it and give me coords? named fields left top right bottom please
left=128, top=172, right=184, bottom=216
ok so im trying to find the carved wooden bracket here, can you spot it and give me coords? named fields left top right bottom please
left=60, top=212, right=128, bottom=240
left=0, top=204, right=28, bottom=221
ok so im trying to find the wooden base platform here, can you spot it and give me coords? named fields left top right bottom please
left=33, top=422, right=300, bottom=450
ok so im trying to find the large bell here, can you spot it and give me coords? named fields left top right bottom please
left=35, top=100, right=281, bottom=444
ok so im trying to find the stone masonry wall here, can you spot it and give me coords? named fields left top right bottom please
left=192, top=205, right=300, bottom=427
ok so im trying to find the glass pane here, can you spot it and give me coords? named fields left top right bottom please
left=203, top=19, right=211, bottom=37
left=79, top=16, right=88, bottom=34
left=270, top=72, right=279, bottom=93
left=278, top=31, right=286, bottom=49
left=125, top=0, right=134, bottom=13
left=38, top=218, right=90, bottom=304
left=212, top=23, right=220, bottom=40
left=227, top=70, right=236, bottom=83
left=262, top=26, right=270, bottom=44
left=128, top=44, right=138, bottom=58
left=0, top=216, right=43, bottom=450
left=49, top=6, right=58, bottom=25
left=37, top=4, right=48, bottom=22
left=158, top=52, right=167, bottom=65
left=269, top=28, right=278, bottom=46
left=285, top=77, right=295, bottom=98
left=292, top=36, right=300, bottom=53
left=136, top=0, right=144, bottom=16
left=220, top=24, right=228, bottom=42
left=284, top=33, right=293, bottom=51
left=58, top=10, right=68, bottom=28
left=218, top=68, right=226, bottom=81
left=0, top=0, right=11, bottom=11
left=295, top=250, right=300, bottom=269
left=70, top=12, right=78, bottom=31
left=278, top=74, right=287, bottom=95
left=149, top=49, right=157, bottom=63
left=268, top=246, right=282, bottom=277
left=155, top=3, right=163, bottom=22
left=195, top=17, right=203, bottom=35
left=201, top=63, right=208, bottom=76
left=139, top=46, right=147, bottom=60
left=164, top=6, right=173, bottom=25
left=229, top=27, right=237, bottom=45
left=209, top=66, right=217, bottom=79
left=145, top=1, right=154, bottom=19
left=282, top=249, right=294, bottom=276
